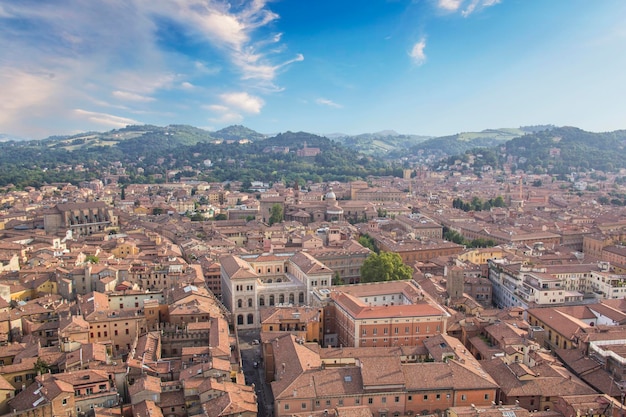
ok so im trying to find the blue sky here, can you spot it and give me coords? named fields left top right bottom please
left=1, top=0, right=626, bottom=139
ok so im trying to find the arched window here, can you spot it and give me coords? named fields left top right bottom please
left=237, top=315, right=244, bottom=325
left=259, top=296, right=265, bottom=306
left=237, top=299, right=242, bottom=308
left=269, top=295, right=275, bottom=306
left=248, top=298, right=253, bottom=307
left=279, top=294, right=285, bottom=304
left=289, top=293, right=294, bottom=304
left=247, top=314, right=254, bottom=324
left=299, top=292, right=304, bottom=303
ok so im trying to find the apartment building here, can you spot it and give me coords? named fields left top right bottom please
left=326, top=281, right=450, bottom=348
left=488, top=259, right=609, bottom=309
left=269, top=334, right=498, bottom=417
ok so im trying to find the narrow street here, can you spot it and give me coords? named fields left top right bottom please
left=239, top=331, right=274, bottom=417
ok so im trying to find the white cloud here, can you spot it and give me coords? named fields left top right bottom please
left=0, top=0, right=301, bottom=136
left=315, top=98, right=343, bottom=109
left=462, top=0, right=501, bottom=16
left=74, top=109, right=139, bottom=128
left=220, top=92, right=264, bottom=114
left=209, top=112, right=244, bottom=124
left=436, top=0, right=501, bottom=16
left=438, top=0, right=463, bottom=11
left=112, top=90, right=155, bottom=102
left=204, top=104, right=230, bottom=113
left=143, top=0, right=301, bottom=86
left=409, top=39, right=427, bottom=65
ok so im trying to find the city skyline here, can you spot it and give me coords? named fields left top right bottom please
left=1, top=0, right=626, bottom=139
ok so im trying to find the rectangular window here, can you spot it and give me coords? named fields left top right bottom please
left=285, top=404, right=290, bottom=410
left=484, top=394, right=489, bottom=400
left=368, top=398, right=373, bottom=404
left=326, top=400, right=331, bottom=406
left=424, top=395, right=428, bottom=400
left=408, top=396, right=412, bottom=401
left=461, top=395, right=466, bottom=401
left=355, top=399, right=361, bottom=405
left=395, top=396, right=400, bottom=403
left=436, top=394, right=441, bottom=400
left=381, top=397, right=386, bottom=403
left=302, top=403, right=307, bottom=409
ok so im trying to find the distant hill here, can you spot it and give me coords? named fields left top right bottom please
left=331, top=131, right=432, bottom=156
left=409, top=128, right=526, bottom=157
left=0, top=124, right=398, bottom=188
left=212, top=125, right=266, bottom=141
left=0, top=133, right=29, bottom=142
left=503, top=126, right=626, bottom=173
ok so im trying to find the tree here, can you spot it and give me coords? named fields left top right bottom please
left=268, top=203, right=283, bottom=225
left=332, top=271, right=344, bottom=286
left=360, top=252, right=412, bottom=283
left=85, top=255, right=99, bottom=264
left=34, top=358, right=50, bottom=375
left=358, top=234, right=379, bottom=253
left=214, top=213, right=227, bottom=220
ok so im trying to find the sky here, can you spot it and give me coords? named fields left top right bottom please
left=1, top=0, right=626, bottom=139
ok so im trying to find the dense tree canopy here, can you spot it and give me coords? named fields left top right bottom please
left=360, top=252, right=413, bottom=283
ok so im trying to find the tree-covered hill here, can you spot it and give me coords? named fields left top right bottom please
left=212, top=125, right=266, bottom=141
left=440, top=126, right=626, bottom=175
left=504, top=126, right=626, bottom=173
left=0, top=126, right=400, bottom=188
left=409, top=128, right=526, bottom=157
left=331, top=131, right=432, bottom=156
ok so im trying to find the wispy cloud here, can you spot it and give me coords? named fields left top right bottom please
left=315, top=98, right=343, bottom=109
left=409, top=39, right=427, bottom=65
left=0, top=0, right=301, bottom=137
left=142, top=0, right=303, bottom=88
left=436, top=0, right=501, bottom=16
left=112, top=90, right=155, bottom=103
left=74, top=109, right=139, bottom=128
left=0, top=4, right=13, bottom=18
left=437, top=0, right=463, bottom=12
